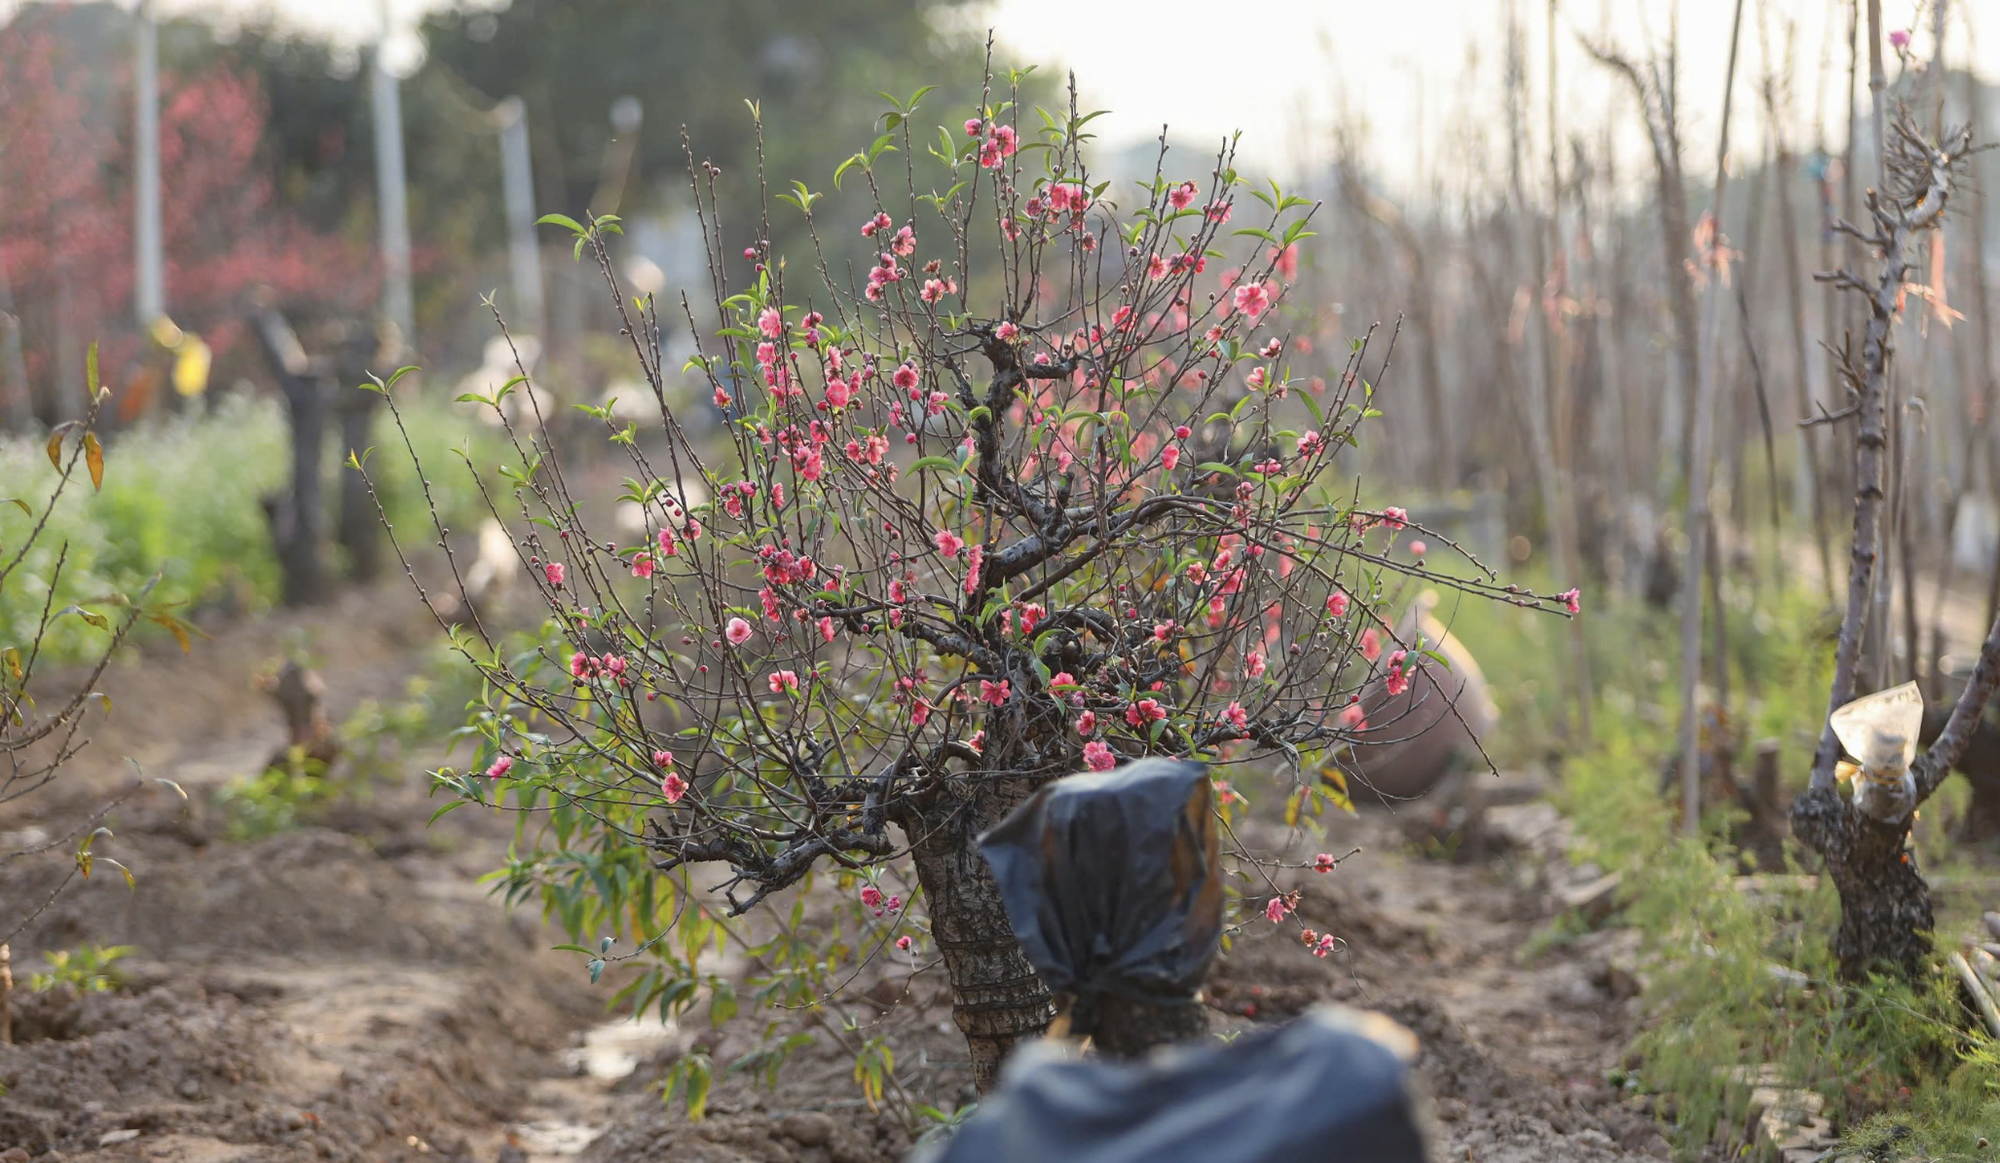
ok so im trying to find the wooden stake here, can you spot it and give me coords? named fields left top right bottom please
left=1678, top=0, right=1750, bottom=833
left=1950, top=950, right=2000, bottom=1040
left=1, top=942, right=12, bottom=1045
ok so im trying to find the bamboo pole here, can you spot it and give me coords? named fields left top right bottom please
left=1539, top=0, right=1595, bottom=741
left=1765, top=15, right=1837, bottom=604
left=1678, top=0, right=1750, bottom=833
left=1575, top=140, right=1631, bottom=583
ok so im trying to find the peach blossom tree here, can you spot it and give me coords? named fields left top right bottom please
left=371, top=68, right=1571, bottom=1103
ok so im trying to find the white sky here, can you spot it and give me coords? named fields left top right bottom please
left=26, top=0, right=2000, bottom=199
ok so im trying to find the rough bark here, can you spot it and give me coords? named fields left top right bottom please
left=1790, top=786, right=1934, bottom=976
left=908, top=813, right=1056, bottom=1092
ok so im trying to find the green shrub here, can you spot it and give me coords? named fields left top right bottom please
left=30, top=943, right=136, bottom=993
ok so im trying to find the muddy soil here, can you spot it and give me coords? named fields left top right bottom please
left=2, top=586, right=1671, bottom=1162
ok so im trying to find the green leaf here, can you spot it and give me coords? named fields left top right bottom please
left=908, top=456, right=963, bottom=475
left=83, top=432, right=104, bottom=490
left=145, top=611, right=192, bottom=653
left=1, top=497, right=30, bottom=516
left=537, top=213, right=586, bottom=235
left=427, top=800, right=470, bottom=826
left=45, top=421, right=75, bottom=469
left=99, top=856, right=136, bottom=890
left=1302, top=391, right=1326, bottom=428
left=588, top=957, right=605, bottom=984
left=86, top=340, right=99, bottom=398
left=684, top=1056, right=712, bottom=1120
left=63, top=606, right=110, bottom=632
left=709, top=978, right=738, bottom=1027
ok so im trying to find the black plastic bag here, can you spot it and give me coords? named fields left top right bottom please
left=911, top=1005, right=1430, bottom=1163
left=977, top=757, right=1222, bottom=1019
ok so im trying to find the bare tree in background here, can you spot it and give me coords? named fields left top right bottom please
left=1793, top=7, right=1992, bottom=972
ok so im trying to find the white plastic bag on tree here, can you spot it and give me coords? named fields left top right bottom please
left=1830, top=680, right=1923, bottom=823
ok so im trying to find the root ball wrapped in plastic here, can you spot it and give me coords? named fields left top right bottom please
left=976, top=757, right=1222, bottom=1056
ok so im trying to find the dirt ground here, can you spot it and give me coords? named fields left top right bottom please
left=2, top=585, right=1673, bottom=1163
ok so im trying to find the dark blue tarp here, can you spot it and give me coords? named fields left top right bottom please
left=976, top=757, right=1222, bottom=1010
left=914, top=1005, right=1430, bottom=1163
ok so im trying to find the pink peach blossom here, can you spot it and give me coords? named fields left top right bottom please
left=1232, top=281, right=1271, bottom=318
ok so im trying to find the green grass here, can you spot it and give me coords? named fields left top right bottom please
left=0, top=394, right=507, bottom=663
left=1438, top=574, right=2000, bottom=1158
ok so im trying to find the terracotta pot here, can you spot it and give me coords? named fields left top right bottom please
left=1347, top=598, right=1496, bottom=803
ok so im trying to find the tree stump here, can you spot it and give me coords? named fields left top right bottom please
left=250, top=309, right=329, bottom=606
left=330, top=319, right=399, bottom=583
left=259, top=660, right=340, bottom=776
left=1918, top=706, right=2000, bottom=841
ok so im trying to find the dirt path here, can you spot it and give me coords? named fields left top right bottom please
left=2, top=589, right=1668, bottom=1163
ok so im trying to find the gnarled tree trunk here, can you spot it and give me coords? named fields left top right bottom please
left=908, top=809, right=1055, bottom=1092
left=1790, top=787, right=1934, bottom=976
